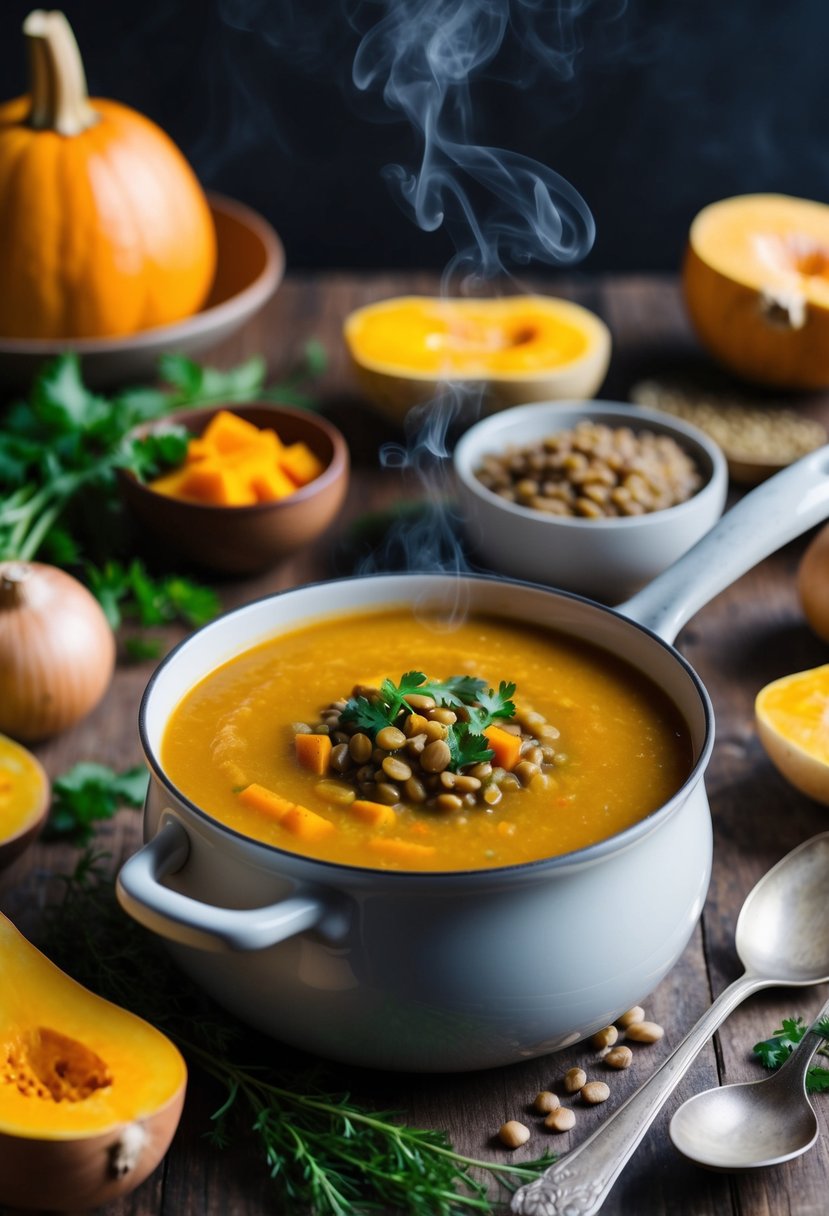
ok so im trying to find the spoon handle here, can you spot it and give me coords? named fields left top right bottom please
left=511, top=973, right=765, bottom=1216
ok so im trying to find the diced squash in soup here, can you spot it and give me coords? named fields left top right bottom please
left=161, top=608, right=693, bottom=872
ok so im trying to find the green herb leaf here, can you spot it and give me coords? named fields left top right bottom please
left=44, top=764, right=149, bottom=844
left=340, top=695, right=394, bottom=737
left=122, top=427, right=190, bottom=482
left=754, top=1015, right=829, bottom=1092
left=0, top=348, right=324, bottom=567
left=449, top=724, right=495, bottom=770
left=86, top=559, right=220, bottom=633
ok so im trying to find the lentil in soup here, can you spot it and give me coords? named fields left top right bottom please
left=161, top=608, right=693, bottom=871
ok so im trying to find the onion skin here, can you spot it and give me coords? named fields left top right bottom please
left=0, top=562, right=115, bottom=742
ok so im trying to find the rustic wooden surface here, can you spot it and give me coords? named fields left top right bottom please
left=3, top=271, right=829, bottom=1216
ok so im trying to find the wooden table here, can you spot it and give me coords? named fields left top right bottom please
left=3, top=272, right=829, bottom=1216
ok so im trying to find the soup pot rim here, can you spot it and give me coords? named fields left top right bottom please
left=139, top=570, right=715, bottom=882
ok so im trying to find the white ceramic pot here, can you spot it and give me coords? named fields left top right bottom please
left=118, top=447, right=829, bottom=1072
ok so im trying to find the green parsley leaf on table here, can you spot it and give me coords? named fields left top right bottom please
left=754, top=1014, right=829, bottom=1093
left=44, top=763, right=149, bottom=845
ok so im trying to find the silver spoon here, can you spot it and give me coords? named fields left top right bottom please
left=669, top=994, right=829, bottom=1170
left=512, top=832, right=829, bottom=1216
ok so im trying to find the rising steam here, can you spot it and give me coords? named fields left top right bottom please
left=351, top=0, right=599, bottom=284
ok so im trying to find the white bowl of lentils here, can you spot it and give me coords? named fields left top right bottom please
left=454, top=400, right=728, bottom=603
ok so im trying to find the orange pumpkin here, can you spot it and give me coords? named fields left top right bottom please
left=0, top=11, right=217, bottom=340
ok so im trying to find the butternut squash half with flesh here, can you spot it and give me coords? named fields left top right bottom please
left=344, top=295, right=611, bottom=421
left=0, top=734, right=49, bottom=873
left=0, top=912, right=186, bottom=1211
left=684, top=194, right=829, bottom=388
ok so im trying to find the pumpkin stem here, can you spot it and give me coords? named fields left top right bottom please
left=23, top=10, right=98, bottom=136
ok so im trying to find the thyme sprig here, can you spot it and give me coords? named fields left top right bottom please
left=41, top=852, right=551, bottom=1213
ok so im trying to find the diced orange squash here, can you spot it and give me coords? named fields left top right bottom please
left=279, top=442, right=325, bottom=487
left=238, top=784, right=295, bottom=821
left=280, top=804, right=336, bottom=841
left=185, top=437, right=212, bottom=463
left=201, top=409, right=263, bottom=454
left=147, top=412, right=323, bottom=508
left=147, top=467, right=193, bottom=498
left=250, top=466, right=297, bottom=502
left=237, top=784, right=335, bottom=841
left=294, top=733, right=332, bottom=776
left=484, top=725, right=522, bottom=772
left=177, top=462, right=257, bottom=506
left=350, top=799, right=398, bottom=828
left=367, top=837, right=437, bottom=863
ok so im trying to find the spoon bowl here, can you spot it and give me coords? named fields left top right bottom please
left=735, top=833, right=829, bottom=982
left=669, top=993, right=829, bottom=1170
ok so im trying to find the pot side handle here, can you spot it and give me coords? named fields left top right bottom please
left=618, top=444, right=829, bottom=643
left=116, top=817, right=349, bottom=953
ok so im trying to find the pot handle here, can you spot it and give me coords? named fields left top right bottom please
left=618, top=444, right=829, bottom=643
left=116, top=817, right=350, bottom=953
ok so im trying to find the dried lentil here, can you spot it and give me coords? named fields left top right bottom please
left=475, top=420, right=703, bottom=518
left=563, top=1067, right=587, bottom=1094
left=591, top=1025, right=618, bottom=1051
left=498, top=1120, right=530, bottom=1148
left=625, top=1020, right=664, bottom=1044
left=533, top=1091, right=560, bottom=1115
left=545, top=1107, right=576, bottom=1133
left=605, top=1046, right=633, bottom=1070
left=616, top=1006, right=645, bottom=1029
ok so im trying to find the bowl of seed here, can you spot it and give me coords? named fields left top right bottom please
left=454, top=399, right=728, bottom=603
left=630, top=378, right=828, bottom=486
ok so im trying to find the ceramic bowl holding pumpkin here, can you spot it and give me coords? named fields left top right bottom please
left=119, top=404, right=349, bottom=575
left=0, top=194, right=284, bottom=388
left=344, top=295, right=611, bottom=422
left=0, top=13, right=284, bottom=386
left=453, top=400, right=729, bottom=603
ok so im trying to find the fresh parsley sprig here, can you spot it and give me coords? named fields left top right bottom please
left=340, top=672, right=518, bottom=772
left=754, top=1015, right=829, bottom=1092
left=44, top=763, right=149, bottom=844
left=0, top=344, right=326, bottom=567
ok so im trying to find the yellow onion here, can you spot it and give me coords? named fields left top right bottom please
left=0, top=561, right=115, bottom=741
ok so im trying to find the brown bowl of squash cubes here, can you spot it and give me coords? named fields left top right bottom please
left=120, top=404, right=349, bottom=575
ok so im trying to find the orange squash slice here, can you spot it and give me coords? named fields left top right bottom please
left=684, top=194, right=829, bottom=388
left=756, top=664, right=829, bottom=803
left=0, top=734, right=49, bottom=873
left=344, top=295, right=611, bottom=421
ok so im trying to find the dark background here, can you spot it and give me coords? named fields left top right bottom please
left=1, top=0, right=824, bottom=276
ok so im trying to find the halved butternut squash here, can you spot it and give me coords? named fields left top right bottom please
left=0, top=734, right=49, bottom=873
left=0, top=912, right=186, bottom=1210
left=344, top=295, right=611, bottom=421
left=684, top=194, right=829, bottom=388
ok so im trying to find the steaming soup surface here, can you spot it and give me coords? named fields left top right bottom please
left=161, top=608, right=693, bottom=871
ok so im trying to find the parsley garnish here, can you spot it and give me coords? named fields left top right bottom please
left=340, top=672, right=518, bottom=772
left=753, top=1015, right=829, bottom=1092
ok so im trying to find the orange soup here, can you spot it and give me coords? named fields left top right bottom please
left=161, top=609, right=693, bottom=871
